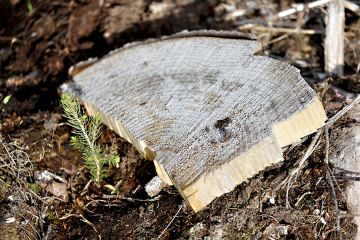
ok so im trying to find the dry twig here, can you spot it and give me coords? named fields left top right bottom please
left=274, top=0, right=332, bottom=19
left=156, top=204, right=183, bottom=240
left=274, top=0, right=359, bottom=20
left=284, top=129, right=323, bottom=208
left=324, top=126, right=341, bottom=234
left=278, top=94, right=359, bottom=208
left=59, top=214, right=99, bottom=236
left=344, top=0, right=360, bottom=15
left=327, top=95, right=360, bottom=126
left=238, top=24, right=320, bottom=35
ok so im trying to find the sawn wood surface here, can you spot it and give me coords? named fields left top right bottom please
left=67, top=30, right=327, bottom=212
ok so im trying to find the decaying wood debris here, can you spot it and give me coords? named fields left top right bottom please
left=64, top=30, right=327, bottom=212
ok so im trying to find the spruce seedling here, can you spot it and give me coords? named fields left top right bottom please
left=61, top=93, right=119, bottom=183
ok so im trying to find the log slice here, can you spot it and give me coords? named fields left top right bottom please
left=66, top=30, right=327, bottom=212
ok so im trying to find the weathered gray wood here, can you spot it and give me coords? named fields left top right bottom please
left=66, top=30, right=327, bottom=212
left=325, top=0, right=344, bottom=76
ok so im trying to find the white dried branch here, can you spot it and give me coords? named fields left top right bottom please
left=344, top=0, right=360, bottom=15
left=275, top=0, right=333, bottom=19
left=325, top=0, right=345, bottom=76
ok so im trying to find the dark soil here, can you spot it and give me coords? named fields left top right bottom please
left=1, top=0, right=359, bottom=239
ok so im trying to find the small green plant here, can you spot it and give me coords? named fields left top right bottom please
left=27, top=182, right=41, bottom=194
left=61, top=93, right=119, bottom=183
left=27, top=0, right=33, bottom=14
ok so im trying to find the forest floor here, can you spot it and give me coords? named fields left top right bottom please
left=0, top=0, right=360, bottom=239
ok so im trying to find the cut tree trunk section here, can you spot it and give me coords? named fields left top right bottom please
left=65, top=30, right=327, bottom=212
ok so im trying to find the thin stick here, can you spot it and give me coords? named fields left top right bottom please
left=156, top=205, right=183, bottom=240
left=275, top=0, right=333, bottom=19
left=326, top=95, right=360, bottom=126
left=344, top=0, right=360, bottom=15
left=38, top=192, right=48, bottom=238
left=333, top=166, right=360, bottom=176
left=291, top=130, right=323, bottom=178
left=274, top=0, right=359, bottom=20
left=324, top=127, right=341, bottom=234
left=60, top=214, right=99, bottom=234
left=295, top=191, right=312, bottom=206
left=325, top=127, right=330, bottom=166
left=284, top=129, right=323, bottom=208
left=81, top=179, right=92, bottom=196
left=238, top=25, right=320, bottom=34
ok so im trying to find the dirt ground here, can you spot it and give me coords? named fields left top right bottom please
left=0, top=0, right=360, bottom=239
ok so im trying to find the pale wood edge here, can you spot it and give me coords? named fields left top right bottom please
left=273, top=96, right=328, bottom=147
left=174, top=96, right=327, bottom=212
left=82, top=96, right=327, bottom=212
left=83, top=101, right=174, bottom=185
left=154, top=160, right=173, bottom=185
left=82, top=101, right=156, bottom=161
left=179, top=136, right=283, bottom=212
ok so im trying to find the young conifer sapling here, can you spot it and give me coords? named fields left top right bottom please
left=61, top=93, right=119, bottom=183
